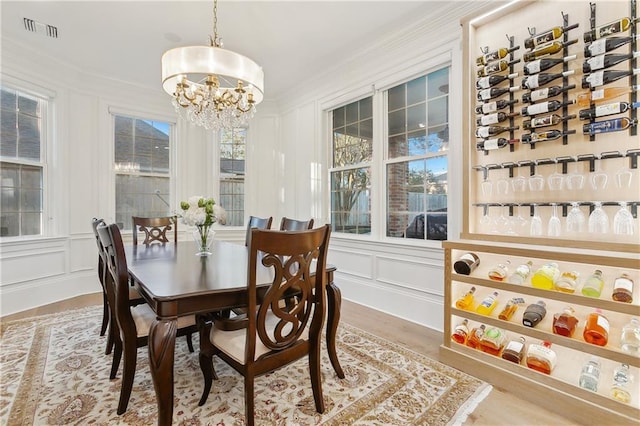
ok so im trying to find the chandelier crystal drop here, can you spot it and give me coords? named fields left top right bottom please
left=161, top=0, right=264, bottom=131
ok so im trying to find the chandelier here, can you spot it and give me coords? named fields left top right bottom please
left=161, top=0, right=264, bottom=130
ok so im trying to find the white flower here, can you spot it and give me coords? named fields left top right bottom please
left=180, top=196, right=216, bottom=227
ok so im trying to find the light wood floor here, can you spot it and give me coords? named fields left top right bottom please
left=1, top=294, right=576, bottom=425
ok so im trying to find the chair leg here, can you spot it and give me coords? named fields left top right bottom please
left=197, top=320, right=217, bottom=406
left=244, top=375, right=255, bottom=426
left=105, top=320, right=115, bottom=355
left=186, top=333, right=194, bottom=353
left=309, top=343, right=325, bottom=414
left=100, top=293, right=109, bottom=336
left=117, top=343, right=137, bottom=415
left=110, top=339, right=122, bottom=380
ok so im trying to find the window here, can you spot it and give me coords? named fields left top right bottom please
left=329, top=97, right=373, bottom=234
left=218, top=128, right=246, bottom=226
left=387, top=67, right=450, bottom=241
left=0, top=87, right=48, bottom=237
left=113, top=115, right=172, bottom=230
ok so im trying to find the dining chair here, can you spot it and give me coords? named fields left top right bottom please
left=97, top=222, right=198, bottom=415
left=279, top=217, right=315, bottom=231
left=197, top=225, right=331, bottom=425
left=244, top=215, right=273, bottom=246
left=91, top=218, right=144, bottom=355
left=132, top=215, right=177, bottom=245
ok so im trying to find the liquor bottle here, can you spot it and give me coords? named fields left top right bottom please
left=476, top=46, right=520, bottom=66
left=476, top=72, right=519, bottom=90
left=476, top=111, right=519, bottom=126
left=612, top=273, right=634, bottom=303
left=501, top=336, right=526, bottom=364
left=477, top=59, right=521, bottom=78
left=466, top=324, right=485, bottom=349
left=582, top=69, right=640, bottom=89
left=576, top=85, right=639, bottom=107
left=579, top=357, right=601, bottom=392
left=610, top=363, right=633, bottom=403
left=476, top=291, right=499, bottom=315
left=523, top=39, right=578, bottom=62
left=477, top=86, right=519, bottom=101
left=583, top=51, right=640, bottom=73
left=475, top=99, right=518, bottom=114
left=524, top=55, right=576, bottom=75
left=523, top=84, right=575, bottom=103
left=581, top=269, right=605, bottom=298
left=521, top=99, right=574, bottom=116
left=455, top=286, right=476, bottom=310
left=579, top=102, right=640, bottom=120
left=584, top=17, right=636, bottom=42
left=583, top=309, right=610, bottom=346
left=498, top=297, right=522, bottom=321
left=453, top=253, right=480, bottom=275
left=508, top=260, right=533, bottom=285
left=620, top=317, right=640, bottom=354
left=479, top=326, right=506, bottom=356
left=552, top=306, right=579, bottom=337
left=531, top=262, right=560, bottom=290
left=476, top=138, right=518, bottom=151
left=554, top=270, right=579, bottom=293
left=522, top=300, right=546, bottom=328
left=523, top=114, right=576, bottom=130
left=526, top=341, right=556, bottom=374
left=522, top=70, right=575, bottom=90
left=521, top=129, right=576, bottom=144
left=475, top=125, right=519, bottom=138
left=583, top=117, right=637, bottom=135
left=584, top=35, right=640, bottom=57
left=451, top=318, right=469, bottom=344
left=524, top=23, right=579, bottom=49
left=488, top=260, right=510, bottom=281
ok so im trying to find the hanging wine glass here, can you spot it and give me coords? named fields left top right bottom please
left=530, top=203, right=543, bottom=236
left=528, top=173, right=544, bottom=192
left=566, top=157, right=584, bottom=191
left=547, top=160, right=563, bottom=191
left=481, top=167, right=492, bottom=197
left=496, top=177, right=509, bottom=197
left=588, top=202, right=609, bottom=234
left=479, top=206, right=492, bottom=233
left=615, top=167, right=634, bottom=189
left=613, top=202, right=636, bottom=235
left=565, top=202, right=586, bottom=234
left=589, top=160, right=608, bottom=191
left=547, top=203, right=561, bottom=237
left=511, top=204, right=529, bottom=234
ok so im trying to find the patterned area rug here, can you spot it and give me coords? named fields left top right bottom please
left=0, top=306, right=490, bottom=425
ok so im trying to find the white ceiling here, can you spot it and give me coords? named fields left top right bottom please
left=1, top=1, right=443, bottom=100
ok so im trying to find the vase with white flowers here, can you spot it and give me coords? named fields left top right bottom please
left=180, top=196, right=217, bottom=256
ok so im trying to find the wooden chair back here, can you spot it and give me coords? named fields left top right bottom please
left=91, top=218, right=110, bottom=338
left=244, top=215, right=273, bottom=246
left=132, top=216, right=177, bottom=245
left=279, top=217, right=314, bottom=231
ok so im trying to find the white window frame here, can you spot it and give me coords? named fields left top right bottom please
left=217, top=127, right=247, bottom=227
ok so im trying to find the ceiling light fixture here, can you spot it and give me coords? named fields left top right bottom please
left=161, top=0, right=264, bottom=130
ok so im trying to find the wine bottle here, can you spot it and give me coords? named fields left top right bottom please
left=584, top=35, right=640, bottom=57
left=582, top=69, right=640, bottom=89
left=579, top=102, right=640, bottom=120
left=522, top=70, right=575, bottom=90
left=475, top=99, right=518, bottom=114
left=524, top=23, right=579, bottom=49
left=476, top=46, right=520, bottom=66
left=477, top=86, right=520, bottom=102
left=583, top=117, right=637, bottom=135
left=475, top=125, right=519, bottom=138
left=522, top=129, right=576, bottom=144
left=521, top=99, right=575, bottom=116
left=523, top=84, right=575, bottom=103
left=523, top=113, right=576, bottom=130
left=477, top=59, right=521, bottom=78
left=583, top=51, right=640, bottom=73
left=476, top=72, right=518, bottom=90
left=476, top=111, right=519, bottom=126
left=583, top=17, right=637, bottom=43
left=523, top=39, right=578, bottom=62
left=576, top=85, right=639, bottom=107
left=476, top=138, right=518, bottom=151
left=524, top=55, right=576, bottom=75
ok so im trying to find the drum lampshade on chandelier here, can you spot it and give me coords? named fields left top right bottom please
left=161, top=0, right=264, bottom=130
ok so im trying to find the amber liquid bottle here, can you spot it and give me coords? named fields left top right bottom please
left=498, top=298, right=519, bottom=321
left=583, top=309, right=610, bottom=346
left=476, top=291, right=500, bottom=316
left=451, top=319, right=469, bottom=344
left=552, top=306, right=579, bottom=337
left=479, top=326, right=506, bottom=356
left=612, top=273, right=634, bottom=303
left=502, top=336, right=526, bottom=364
left=466, top=324, right=486, bottom=349
left=526, top=341, right=557, bottom=374
left=455, top=286, right=476, bottom=310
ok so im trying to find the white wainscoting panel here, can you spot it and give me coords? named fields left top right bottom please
left=376, top=255, right=444, bottom=297
left=327, top=248, right=373, bottom=280
left=69, top=235, right=96, bottom=273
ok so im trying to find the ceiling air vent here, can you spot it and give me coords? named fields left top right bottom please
left=23, top=18, right=58, bottom=38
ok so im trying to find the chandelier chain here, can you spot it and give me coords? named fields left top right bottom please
left=211, top=0, right=220, bottom=47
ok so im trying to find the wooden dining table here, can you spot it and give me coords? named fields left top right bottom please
left=125, top=240, right=344, bottom=426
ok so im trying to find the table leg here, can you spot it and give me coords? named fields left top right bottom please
left=149, top=318, right=177, bottom=426
left=326, top=272, right=345, bottom=379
